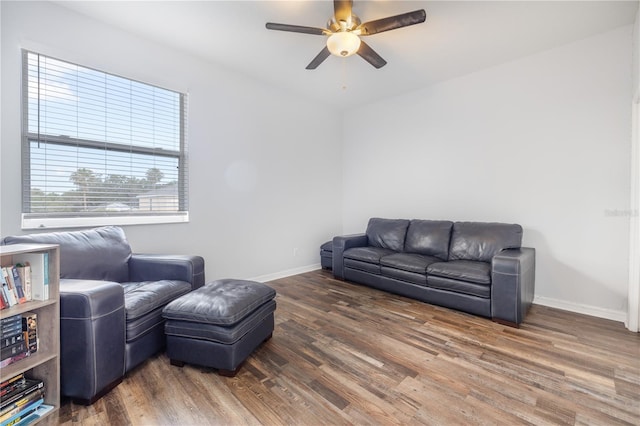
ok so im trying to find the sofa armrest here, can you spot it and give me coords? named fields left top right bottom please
left=332, top=234, right=368, bottom=279
left=128, top=254, right=205, bottom=290
left=491, top=247, right=536, bottom=327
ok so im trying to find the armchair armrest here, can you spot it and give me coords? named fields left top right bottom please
left=332, top=234, right=368, bottom=279
left=128, top=254, right=205, bottom=290
left=491, top=247, right=536, bottom=327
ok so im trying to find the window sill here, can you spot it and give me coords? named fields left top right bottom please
left=21, top=213, right=189, bottom=230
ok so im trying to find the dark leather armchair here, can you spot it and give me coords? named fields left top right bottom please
left=3, top=226, right=204, bottom=404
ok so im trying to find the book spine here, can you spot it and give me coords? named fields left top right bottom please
left=15, top=267, right=30, bottom=303
left=0, top=380, right=43, bottom=409
left=0, top=315, right=22, bottom=326
left=0, top=390, right=43, bottom=421
left=0, top=322, right=23, bottom=338
left=0, top=399, right=43, bottom=426
left=0, top=374, right=25, bottom=394
left=9, top=268, right=25, bottom=305
left=0, top=270, right=17, bottom=307
left=0, top=352, right=29, bottom=369
left=21, top=314, right=36, bottom=355
left=0, top=333, right=23, bottom=350
left=0, top=341, right=26, bottom=361
left=42, top=254, right=49, bottom=300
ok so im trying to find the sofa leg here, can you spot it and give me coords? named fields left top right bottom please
left=170, top=359, right=185, bottom=367
left=69, top=377, right=123, bottom=406
left=493, top=318, right=520, bottom=328
left=218, top=368, right=238, bottom=377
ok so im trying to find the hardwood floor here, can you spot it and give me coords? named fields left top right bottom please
left=58, top=270, right=639, bottom=425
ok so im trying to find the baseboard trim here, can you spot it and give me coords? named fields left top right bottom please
left=249, top=264, right=322, bottom=283
left=533, top=296, right=627, bottom=324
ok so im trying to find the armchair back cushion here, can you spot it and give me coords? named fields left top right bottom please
left=404, top=220, right=453, bottom=260
left=3, top=226, right=131, bottom=282
left=449, top=222, right=522, bottom=262
left=366, top=218, right=410, bottom=252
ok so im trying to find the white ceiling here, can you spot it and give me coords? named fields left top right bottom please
left=55, top=1, right=638, bottom=109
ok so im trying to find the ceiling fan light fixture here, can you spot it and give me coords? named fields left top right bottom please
left=327, top=31, right=361, bottom=57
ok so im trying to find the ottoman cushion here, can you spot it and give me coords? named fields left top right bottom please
left=165, top=299, right=276, bottom=345
left=163, top=279, right=276, bottom=326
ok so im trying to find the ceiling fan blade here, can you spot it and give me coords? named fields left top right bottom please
left=357, top=40, right=387, bottom=69
left=306, top=47, right=331, bottom=70
left=358, top=9, right=426, bottom=36
left=266, top=22, right=329, bottom=36
left=334, top=0, right=353, bottom=23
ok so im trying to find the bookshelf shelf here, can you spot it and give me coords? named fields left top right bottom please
left=1, top=243, right=60, bottom=423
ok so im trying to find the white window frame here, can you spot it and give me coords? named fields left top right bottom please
left=21, top=50, right=189, bottom=229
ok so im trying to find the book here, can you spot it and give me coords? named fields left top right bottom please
left=0, top=375, right=25, bottom=399
left=0, top=332, right=23, bottom=350
left=0, top=398, right=43, bottom=426
left=0, top=341, right=26, bottom=362
left=0, top=270, right=17, bottom=307
left=21, top=314, right=36, bottom=355
left=0, top=390, right=43, bottom=421
left=0, top=379, right=43, bottom=410
left=11, top=403, right=52, bottom=426
left=0, top=318, right=23, bottom=338
left=0, top=316, right=21, bottom=327
left=0, top=352, right=29, bottom=369
left=9, top=268, right=25, bottom=305
left=14, top=266, right=30, bottom=302
left=11, top=255, right=48, bottom=301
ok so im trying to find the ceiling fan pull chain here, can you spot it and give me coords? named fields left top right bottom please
left=342, top=57, right=348, bottom=91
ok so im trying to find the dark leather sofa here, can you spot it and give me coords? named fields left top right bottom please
left=332, top=218, right=535, bottom=327
left=2, top=226, right=204, bottom=404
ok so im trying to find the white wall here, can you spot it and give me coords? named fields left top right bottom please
left=342, top=26, right=633, bottom=320
left=0, top=1, right=343, bottom=281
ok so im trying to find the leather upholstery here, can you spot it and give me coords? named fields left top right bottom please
left=3, top=226, right=131, bottom=282
left=366, top=218, right=410, bottom=251
left=344, top=246, right=395, bottom=263
left=2, top=226, right=205, bottom=404
left=332, top=234, right=368, bottom=279
left=59, top=279, right=125, bottom=403
left=427, top=260, right=491, bottom=284
left=380, top=253, right=440, bottom=274
left=123, top=280, right=192, bottom=321
left=165, top=299, right=276, bottom=344
left=448, top=222, right=522, bottom=262
left=163, top=279, right=276, bottom=326
left=163, top=279, right=276, bottom=374
left=333, top=218, right=535, bottom=326
left=404, top=220, right=453, bottom=260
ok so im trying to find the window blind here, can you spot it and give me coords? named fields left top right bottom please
left=21, top=50, right=188, bottom=227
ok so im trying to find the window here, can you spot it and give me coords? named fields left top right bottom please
left=21, top=50, right=188, bottom=229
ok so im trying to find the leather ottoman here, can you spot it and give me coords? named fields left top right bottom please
left=320, top=240, right=333, bottom=270
left=162, top=279, right=276, bottom=376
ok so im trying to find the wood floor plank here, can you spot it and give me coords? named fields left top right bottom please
left=57, top=270, right=640, bottom=425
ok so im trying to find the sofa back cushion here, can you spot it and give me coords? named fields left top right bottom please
left=449, top=222, right=522, bottom=262
left=366, top=218, right=410, bottom=252
left=3, top=226, right=131, bottom=282
left=404, top=220, right=453, bottom=260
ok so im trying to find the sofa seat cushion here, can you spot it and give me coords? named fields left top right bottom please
left=380, top=253, right=441, bottom=274
left=426, top=260, right=491, bottom=285
left=344, top=246, right=395, bottom=264
left=122, top=280, right=192, bottom=321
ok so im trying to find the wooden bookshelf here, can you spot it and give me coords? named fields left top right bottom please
left=1, top=243, right=60, bottom=423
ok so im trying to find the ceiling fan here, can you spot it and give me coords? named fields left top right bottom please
left=266, top=0, right=426, bottom=70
